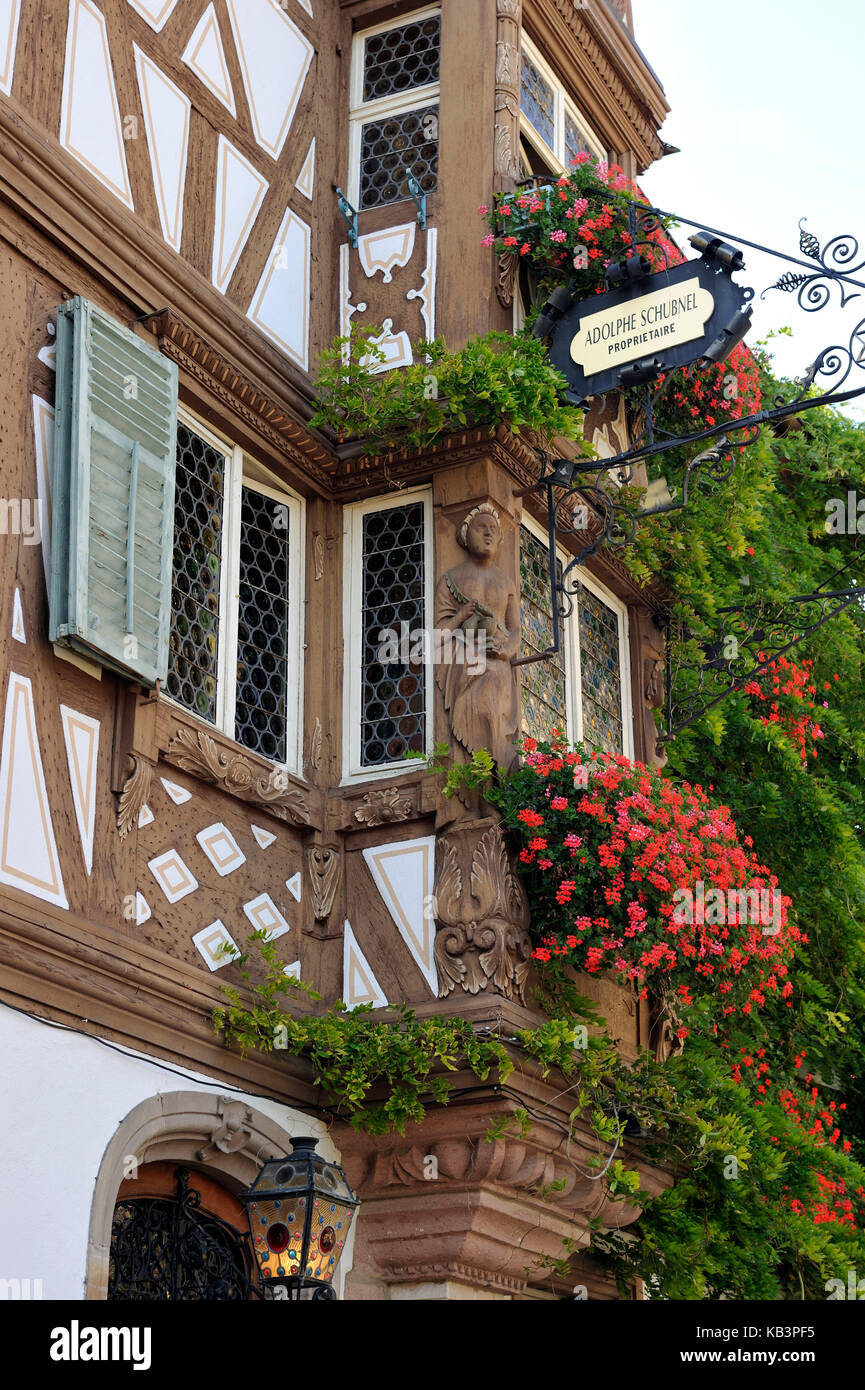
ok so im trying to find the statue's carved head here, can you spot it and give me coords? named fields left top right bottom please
left=457, top=502, right=502, bottom=557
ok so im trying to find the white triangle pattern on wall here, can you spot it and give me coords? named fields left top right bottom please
left=61, top=0, right=134, bottom=209
left=60, top=705, right=100, bottom=875
left=127, top=0, right=181, bottom=31
left=0, top=674, right=68, bottom=909
left=224, top=0, right=314, bottom=160
left=251, top=824, right=276, bottom=849
left=11, top=589, right=25, bottom=645
left=362, top=837, right=437, bottom=994
left=247, top=207, right=310, bottom=369
left=134, top=46, right=191, bottom=251
left=212, top=136, right=268, bottom=293
left=182, top=3, right=236, bottom=117
left=296, top=138, right=315, bottom=201
left=343, top=921, right=387, bottom=1011
left=31, top=397, right=54, bottom=597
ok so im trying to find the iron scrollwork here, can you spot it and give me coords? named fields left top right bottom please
left=108, top=1167, right=260, bottom=1301
left=661, top=587, right=865, bottom=743
left=762, top=219, right=865, bottom=312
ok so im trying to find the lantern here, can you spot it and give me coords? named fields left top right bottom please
left=240, top=1136, right=360, bottom=1301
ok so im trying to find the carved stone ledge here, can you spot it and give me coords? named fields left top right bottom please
left=332, top=424, right=544, bottom=496
left=327, top=776, right=437, bottom=834
left=389, top=1262, right=525, bottom=1295
left=434, top=819, right=532, bottom=1005
left=165, top=726, right=312, bottom=827
left=354, top=785, right=416, bottom=827
left=337, top=1102, right=668, bottom=1298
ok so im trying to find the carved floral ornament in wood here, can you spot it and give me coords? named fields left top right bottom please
left=354, top=785, right=415, bottom=827
left=434, top=823, right=532, bottom=1005
left=115, top=727, right=311, bottom=836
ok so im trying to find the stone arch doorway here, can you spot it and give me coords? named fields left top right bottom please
left=85, top=1090, right=314, bottom=1300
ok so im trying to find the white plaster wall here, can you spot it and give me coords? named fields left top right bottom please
left=0, top=1003, right=353, bottom=1300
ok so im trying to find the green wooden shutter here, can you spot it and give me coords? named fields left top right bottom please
left=50, top=297, right=178, bottom=687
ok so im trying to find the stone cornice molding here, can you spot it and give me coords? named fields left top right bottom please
left=331, top=424, right=549, bottom=495
left=147, top=312, right=335, bottom=494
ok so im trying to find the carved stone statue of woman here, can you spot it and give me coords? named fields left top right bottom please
left=434, top=504, right=521, bottom=780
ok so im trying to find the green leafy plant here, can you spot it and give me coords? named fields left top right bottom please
left=214, top=932, right=512, bottom=1135
left=310, top=327, right=585, bottom=455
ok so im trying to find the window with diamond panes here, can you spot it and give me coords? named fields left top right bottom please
left=168, top=420, right=302, bottom=770
left=576, top=581, right=624, bottom=754
left=168, top=422, right=225, bottom=722
left=235, top=487, right=290, bottom=763
left=351, top=9, right=440, bottom=212
left=520, top=50, right=555, bottom=149
left=360, top=501, right=427, bottom=768
left=519, top=525, right=567, bottom=743
left=519, top=35, right=604, bottom=170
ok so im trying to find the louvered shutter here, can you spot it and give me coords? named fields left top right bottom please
left=50, top=297, right=178, bottom=687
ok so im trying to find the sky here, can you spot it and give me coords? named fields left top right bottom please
left=631, top=0, right=865, bottom=418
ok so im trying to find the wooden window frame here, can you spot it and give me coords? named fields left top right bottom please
left=347, top=4, right=442, bottom=211
left=168, top=407, right=305, bottom=778
left=519, top=510, right=633, bottom=756
left=342, top=486, right=434, bottom=784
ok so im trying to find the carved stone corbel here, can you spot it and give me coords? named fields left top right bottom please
left=433, top=820, right=532, bottom=1004
left=195, top=1098, right=254, bottom=1161
left=165, top=727, right=312, bottom=826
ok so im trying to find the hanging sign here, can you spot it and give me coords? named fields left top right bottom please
left=548, top=255, right=752, bottom=402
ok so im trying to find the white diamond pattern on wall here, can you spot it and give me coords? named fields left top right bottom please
left=243, top=892, right=290, bottom=941
left=193, top=920, right=240, bottom=971
left=148, top=850, right=199, bottom=904
left=196, top=822, right=246, bottom=877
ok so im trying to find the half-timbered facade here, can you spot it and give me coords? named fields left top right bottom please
left=0, top=0, right=670, bottom=1301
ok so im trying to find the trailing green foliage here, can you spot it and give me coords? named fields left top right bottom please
left=214, top=932, right=512, bottom=1135
left=310, top=327, right=585, bottom=455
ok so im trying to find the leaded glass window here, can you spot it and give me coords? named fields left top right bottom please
left=362, top=15, right=440, bottom=101
left=168, top=422, right=224, bottom=722
left=518, top=523, right=629, bottom=755
left=564, top=110, right=592, bottom=166
left=360, top=500, right=427, bottom=768
left=519, top=34, right=604, bottom=168
left=520, top=50, right=555, bottom=149
left=235, top=486, right=290, bottom=763
left=351, top=9, right=440, bottom=212
left=359, top=105, right=439, bottom=212
left=519, top=525, right=567, bottom=743
left=576, top=581, right=624, bottom=754
left=168, top=419, right=302, bottom=770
